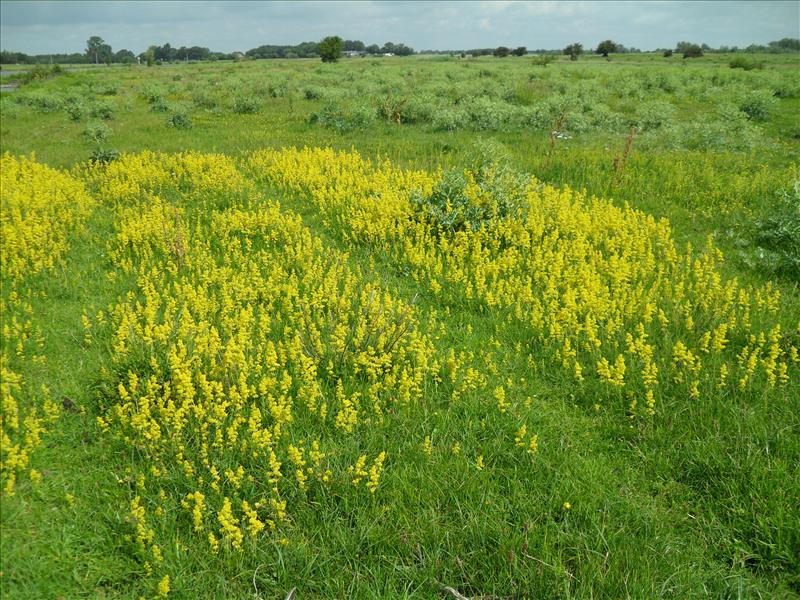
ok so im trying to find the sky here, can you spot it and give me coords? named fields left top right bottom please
left=1, top=0, right=798, bottom=54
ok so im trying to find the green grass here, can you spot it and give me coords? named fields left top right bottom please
left=2, top=53, right=799, bottom=599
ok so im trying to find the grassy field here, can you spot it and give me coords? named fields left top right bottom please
left=1, top=53, right=799, bottom=599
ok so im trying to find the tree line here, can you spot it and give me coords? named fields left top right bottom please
left=2, top=36, right=797, bottom=66
left=0, top=36, right=416, bottom=65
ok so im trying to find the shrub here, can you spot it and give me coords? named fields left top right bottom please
left=149, top=96, right=170, bottom=112
left=738, top=90, right=777, bottom=121
left=267, top=82, right=289, bottom=98
left=232, top=95, right=260, bottom=114
left=635, top=100, right=677, bottom=131
left=402, top=93, right=439, bottom=124
left=15, top=91, right=63, bottom=113
left=430, top=107, right=469, bottom=131
left=12, top=64, right=62, bottom=85
left=741, top=182, right=800, bottom=279
left=89, top=99, right=115, bottom=120
left=140, top=85, right=166, bottom=104
left=410, top=148, right=530, bottom=232
left=167, top=111, right=192, bottom=129
left=531, top=54, right=555, bottom=67
left=192, top=90, right=217, bottom=109
left=729, top=56, right=764, bottom=71
left=64, top=99, right=87, bottom=121
left=303, top=86, right=324, bottom=100
left=464, top=96, right=517, bottom=130
left=89, top=148, right=120, bottom=164
left=308, top=102, right=376, bottom=131
left=83, top=121, right=111, bottom=143
left=92, top=83, right=118, bottom=96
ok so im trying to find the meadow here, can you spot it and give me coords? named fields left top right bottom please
left=1, top=53, right=799, bottom=599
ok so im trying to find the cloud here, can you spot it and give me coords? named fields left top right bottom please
left=1, top=0, right=797, bottom=54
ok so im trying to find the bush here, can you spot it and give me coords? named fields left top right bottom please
left=89, top=99, right=115, bottom=120
left=430, top=107, right=469, bottom=131
left=741, top=182, right=800, bottom=279
left=232, top=95, right=260, bottom=114
left=91, top=83, right=118, bottom=96
left=83, top=121, right=111, bottom=143
left=90, top=148, right=120, bottom=164
left=303, top=86, right=324, bottom=100
left=140, top=85, right=166, bottom=104
left=12, top=64, right=62, bottom=85
left=729, top=56, right=764, bottom=71
left=635, top=100, right=677, bottom=131
left=738, top=90, right=777, bottom=121
left=682, top=44, right=703, bottom=58
left=308, top=102, right=376, bottom=131
left=402, top=93, right=439, bottom=124
left=410, top=147, right=530, bottom=232
left=463, top=96, right=517, bottom=130
left=15, top=91, right=63, bottom=113
left=531, top=54, right=555, bottom=67
left=192, top=90, right=217, bottom=109
left=267, top=82, right=289, bottom=98
left=64, top=99, right=87, bottom=121
left=167, top=111, right=192, bottom=129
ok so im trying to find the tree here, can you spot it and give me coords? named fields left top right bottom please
left=318, top=36, right=343, bottom=62
left=86, top=36, right=108, bottom=64
left=365, top=44, right=381, bottom=55
left=342, top=40, right=365, bottom=52
left=493, top=46, right=510, bottom=57
left=595, top=40, right=619, bottom=57
left=142, top=46, right=156, bottom=67
left=663, top=49, right=673, bottom=57
left=512, top=46, right=527, bottom=57
left=114, top=49, right=136, bottom=64
left=769, top=37, right=800, bottom=52
left=393, top=43, right=414, bottom=56
left=681, top=43, right=703, bottom=58
left=564, top=42, right=583, bottom=60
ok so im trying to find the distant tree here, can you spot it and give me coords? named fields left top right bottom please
left=675, top=41, right=705, bottom=56
left=143, top=47, right=156, bottom=67
left=493, top=46, right=510, bottom=57
left=564, top=42, right=583, bottom=60
left=663, top=49, right=673, bottom=57
left=86, top=36, right=109, bottom=64
left=393, top=43, right=414, bottom=56
left=319, top=36, right=343, bottom=62
left=595, top=39, right=619, bottom=57
left=769, top=37, right=800, bottom=52
left=681, top=43, right=704, bottom=58
left=114, top=49, right=136, bottom=63
left=366, top=44, right=381, bottom=55
left=342, top=40, right=365, bottom=52
left=512, top=46, right=527, bottom=56
left=154, top=43, right=177, bottom=62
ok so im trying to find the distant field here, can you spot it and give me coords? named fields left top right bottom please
left=1, top=54, right=799, bottom=599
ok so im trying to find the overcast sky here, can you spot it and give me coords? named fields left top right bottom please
left=1, top=1, right=798, bottom=54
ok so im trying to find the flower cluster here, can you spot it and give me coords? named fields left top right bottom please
left=82, top=151, right=435, bottom=588
left=1, top=154, right=93, bottom=495
left=251, top=147, right=796, bottom=418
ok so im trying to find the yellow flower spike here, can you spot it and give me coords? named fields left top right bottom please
left=156, top=575, right=170, bottom=597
